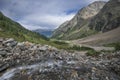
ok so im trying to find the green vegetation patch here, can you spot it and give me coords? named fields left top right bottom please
left=52, top=40, right=68, bottom=45
left=86, top=50, right=101, bottom=56
left=104, top=42, right=120, bottom=51
left=0, top=12, right=49, bottom=44
left=67, top=45, right=94, bottom=51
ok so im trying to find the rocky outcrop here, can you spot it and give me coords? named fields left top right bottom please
left=0, top=38, right=120, bottom=80
left=76, top=1, right=106, bottom=19
left=52, top=1, right=106, bottom=40
left=89, top=0, right=120, bottom=32
left=52, top=0, right=120, bottom=40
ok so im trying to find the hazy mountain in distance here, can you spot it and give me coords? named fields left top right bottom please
left=33, top=29, right=53, bottom=37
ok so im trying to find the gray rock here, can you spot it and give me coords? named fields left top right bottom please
left=17, top=42, right=24, bottom=46
left=39, top=45, right=48, bottom=51
left=0, top=38, right=4, bottom=43
left=0, top=38, right=120, bottom=80
left=0, top=51, right=8, bottom=57
left=0, top=64, right=10, bottom=72
left=3, top=38, right=17, bottom=47
left=3, top=38, right=15, bottom=44
left=6, top=41, right=17, bottom=47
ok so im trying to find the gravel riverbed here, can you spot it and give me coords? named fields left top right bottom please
left=0, top=38, right=120, bottom=80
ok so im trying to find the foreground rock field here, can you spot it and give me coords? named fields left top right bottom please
left=0, top=38, right=120, bottom=80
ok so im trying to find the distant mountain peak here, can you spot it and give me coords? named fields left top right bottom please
left=52, top=1, right=106, bottom=39
left=77, top=1, right=106, bottom=19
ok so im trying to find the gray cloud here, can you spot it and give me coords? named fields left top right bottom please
left=0, top=0, right=109, bottom=30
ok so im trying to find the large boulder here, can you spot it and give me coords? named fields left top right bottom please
left=3, top=38, right=17, bottom=47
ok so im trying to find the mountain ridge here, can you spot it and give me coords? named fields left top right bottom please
left=52, top=0, right=120, bottom=41
left=52, top=1, right=106, bottom=40
left=89, top=0, right=120, bottom=32
left=0, top=11, right=49, bottom=43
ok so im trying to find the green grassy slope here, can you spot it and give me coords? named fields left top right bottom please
left=0, top=12, right=49, bottom=43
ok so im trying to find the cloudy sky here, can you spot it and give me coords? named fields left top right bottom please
left=0, top=0, right=109, bottom=30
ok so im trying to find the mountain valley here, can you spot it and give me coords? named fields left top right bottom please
left=0, top=0, right=120, bottom=80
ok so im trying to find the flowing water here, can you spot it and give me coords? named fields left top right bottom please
left=0, top=59, right=78, bottom=80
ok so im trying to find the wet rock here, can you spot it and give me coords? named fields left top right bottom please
left=0, top=64, right=10, bottom=72
left=0, top=51, right=8, bottom=57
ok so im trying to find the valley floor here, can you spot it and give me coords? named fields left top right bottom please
left=72, top=27, right=120, bottom=46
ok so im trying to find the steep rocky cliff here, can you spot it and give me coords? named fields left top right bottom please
left=52, top=1, right=106, bottom=40
left=89, top=0, right=120, bottom=32
left=52, top=0, right=120, bottom=40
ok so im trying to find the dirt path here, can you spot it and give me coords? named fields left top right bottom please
left=70, top=41, right=115, bottom=51
left=82, top=44, right=115, bottom=51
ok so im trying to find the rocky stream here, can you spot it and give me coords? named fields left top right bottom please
left=0, top=38, right=120, bottom=80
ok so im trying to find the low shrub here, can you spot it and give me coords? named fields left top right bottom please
left=115, top=43, right=120, bottom=51
left=52, top=40, right=68, bottom=45
left=104, top=42, right=120, bottom=51
left=86, top=50, right=101, bottom=56
left=67, top=45, right=94, bottom=51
